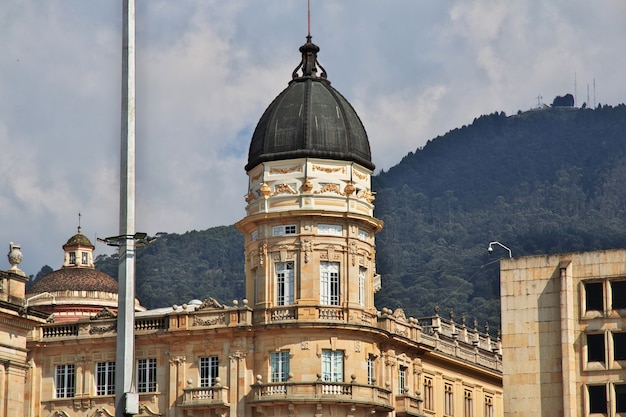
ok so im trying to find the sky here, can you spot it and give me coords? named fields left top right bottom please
left=1, top=0, right=625, bottom=276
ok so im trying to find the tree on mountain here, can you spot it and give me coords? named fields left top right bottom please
left=552, top=94, right=574, bottom=107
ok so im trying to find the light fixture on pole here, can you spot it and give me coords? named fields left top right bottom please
left=488, top=241, right=512, bottom=258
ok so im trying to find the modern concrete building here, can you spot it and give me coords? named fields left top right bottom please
left=3, top=34, right=503, bottom=417
left=500, top=249, right=626, bottom=417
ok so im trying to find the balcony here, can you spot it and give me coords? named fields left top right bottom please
left=249, top=375, right=393, bottom=413
left=395, top=394, right=426, bottom=417
left=181, top=380, right=229, bottom=413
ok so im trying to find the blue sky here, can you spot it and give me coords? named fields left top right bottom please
left=1, top=0, right=625, bottom=276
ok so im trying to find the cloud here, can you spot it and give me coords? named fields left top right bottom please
left=1, top=0, right=625, bottom=276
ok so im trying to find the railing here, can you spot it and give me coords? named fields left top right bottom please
left=270, top=307, right=296, bottom=321
left=251, top=380, right=393, bottom=411
left=181, top=384, right=229, bottom=409
left=319, top=307, right=345, bottom=320
left=42, top=323, right=79, bottom=338
left=135, top=317, right=168, bottom=331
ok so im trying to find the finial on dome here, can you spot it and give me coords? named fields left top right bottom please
left=292, top=35, right=327, bottom=80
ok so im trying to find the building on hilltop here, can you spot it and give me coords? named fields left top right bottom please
left=500, top=249, right=626, bottom=417
left=3, top=34, right=503, bottom=417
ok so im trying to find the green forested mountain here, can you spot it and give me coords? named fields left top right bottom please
left=76, top=104, right=626, bottom=329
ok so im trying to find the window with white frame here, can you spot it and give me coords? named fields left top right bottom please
left=55, top=364, right=76, bottom=398
left=398, top=365, right=408, bottom=394
left=464, top=389, right=473, bottom=417
left=81, top=252, right=88, bottom=265
left=272, top=225, right=297, bottom=236
left=424, top=376, right=434, bottom=411
left=276, top=262, right=294, bottom=305
left=367, top=355, right=375, bottom=385
left=359, top=267, right=366, bottom=307
left=137, top=358, right=157, bottom=393
left=320, top=262, right=339, bottom=306
left=69, top=252, right=76, bottom=265
left=444, top=382, right=454, bottom=416
left=321, top=350, right=343, bottom=382
left=358, top=228, right=369, bottom=240
left=96, top=361, right=115, bottom=396
left=318, top=224, right=342, bottom=236
left=200, top=356, right=219, bottom=387
left=270, top=351, right=290, bottom=382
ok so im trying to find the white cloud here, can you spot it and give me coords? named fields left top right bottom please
left=1, top=0, right=625, bottom=276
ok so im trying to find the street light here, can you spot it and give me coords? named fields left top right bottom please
left=488, top=241, right=512, bottom=258
left=97, top=233, right=156, bottom=247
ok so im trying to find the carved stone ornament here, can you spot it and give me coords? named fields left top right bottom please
left=314, top=183, right=343, bottom=195
left=270, top=165, right=302, bottom=174
left=301, top=178, right=313, bottom=193
left=193, top=313, right=226, bottom=327
left=7, top=242, right=24, bottom=274
left=271, top=183, right=298, bottom=196
left=198, top=297, right=225, bottom=310
left=91, top=307, right=117, bottom=320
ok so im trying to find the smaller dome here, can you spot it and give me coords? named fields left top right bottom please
left=64, top=227, right=94, bottom=248
left=27, top=268, right=118, bottom=294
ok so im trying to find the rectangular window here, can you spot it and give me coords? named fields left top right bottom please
left=359, top=267, right=366, bottom=307
left=358, top=228, right=369, bottom=240
left=96, top=361, right=115, bottom=396
left=484, top=395, right=494, bottom=417
left=55, top=364, right=75, bottom=398
left=318, top=224, right=343, bottom=236
left=250, top=230, right=258, bottom=241
left=272, top=225, right=297, bottom=236
left=367, top=356, right=375, bottom=385
left=276, top=262, right=295, bottom=306
left=320, top=262, right=340, bottom=306
left=588, top=385, right=607, bottom=414
left=200, top=356, right=219, bottom=387
left=587, top=333, right=606, bottom=363
left=464, top=389, right=473, bottom=417
left=616, top=384, right=626, bottom=413
left=444, top=382, right=454, bottom=416
left=81, top=252, right=88, bottom=265
left=585, top=282, right=604, bottom=312
left=614, top=332, right=626, bottom=361
left=270, top=351, right=290, bottom=382
left=69, top=252, right=76, bottom=265
left=424, top=376, right=434, bottom=411
left=398, top=366, right=408, bottom=394
left=137, top=358, right=157, bottom=393
left=321, top=350, right=343, bottom=382
left=611, top=281, right=626, bottom=309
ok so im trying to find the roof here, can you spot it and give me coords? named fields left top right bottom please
left=27, top=267, right=118, bottom=294
left=245, top=36, right=374, bottom=172
left=63, top=227, right=94, bottom=248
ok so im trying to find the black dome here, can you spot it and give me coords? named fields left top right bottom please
left=246, top=36, right=374, bottom=172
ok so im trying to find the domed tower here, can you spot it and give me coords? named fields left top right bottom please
left=26, top=227, right=145, bottom=322
left=237, top=34, right=383, bottom=322
left=236, top=35, right=389, bottom=416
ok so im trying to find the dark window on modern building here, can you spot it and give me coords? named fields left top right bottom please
left=611, top=281, right=626, bottom=309
left=616, top=384, right=626, bottom=413
left=588, top=385, right=607, bottom=414
left=614, top=332, right=626, bottom=361
left=587, top=334, right=605, bottom=363
left=585, top=282, right=604, bottom=312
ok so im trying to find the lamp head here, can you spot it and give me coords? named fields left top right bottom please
left=488, top=244, right=494, bottom=254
